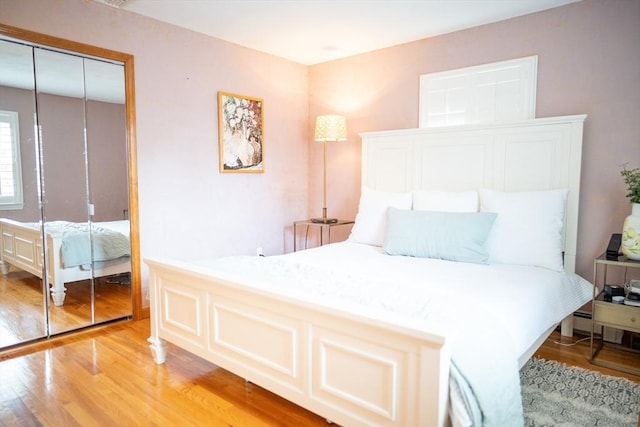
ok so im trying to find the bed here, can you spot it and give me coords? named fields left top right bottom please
left=145, top=114, right=592, bottom=426
left=0, top=218, right=131, bottom=306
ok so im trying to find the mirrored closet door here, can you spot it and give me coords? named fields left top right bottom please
left=0, top=27, right=138, bottom=348
left=0, top=40, right=46, bottom=347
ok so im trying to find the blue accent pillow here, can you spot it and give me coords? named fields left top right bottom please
left=382, top=208, right=497, bottom=264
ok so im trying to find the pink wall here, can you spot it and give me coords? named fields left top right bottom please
left=308, top=0, right=640, bottom=280
left=0, top=87, right=129, bottom=223
left=0, top=86, right=40, bottom=222
left=0, top=0, right=310, bottom=268
left=86, top=100, right=129, bottom=222
left=38, top=93, right=91, bottom=222
left=2, top=0, right=638, bottom=285
left=40, top=95, right=129, bottom=222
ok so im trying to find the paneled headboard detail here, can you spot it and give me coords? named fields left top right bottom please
left=359, top=114, right=587, bottom=273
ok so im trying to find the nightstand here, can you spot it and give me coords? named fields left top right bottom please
left=590, top=253, right=640, bottom=375
left=293, top=219, right=354, bottom=252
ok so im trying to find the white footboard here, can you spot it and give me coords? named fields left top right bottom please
left=146, top=258, right=452, bottom=427
left=0, top=218, right=130, bottom=306
left=0, top=219, right=74, bottom=306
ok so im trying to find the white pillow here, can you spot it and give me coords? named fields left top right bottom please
left=348, top=187, right=412, bottom=246
left=479, top=188, right=569, bottom=271
left=413, top=190, right=478, bottom=212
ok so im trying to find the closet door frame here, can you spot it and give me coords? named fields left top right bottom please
left=0, top=24, right=144, bottom=320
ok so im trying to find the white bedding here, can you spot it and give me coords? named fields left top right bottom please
left=199, top=242, right=591, bottom=360
left=96, top=220, right=131, bottom=239
left=24, top=220, right=131, bottom=267
left=195, top=242, right=593, bottom=426
left=24, top=220, right=130, bottom=238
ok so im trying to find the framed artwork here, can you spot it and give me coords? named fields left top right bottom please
left=218, top=91, right=264, bottom=173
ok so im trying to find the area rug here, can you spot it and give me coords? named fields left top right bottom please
left=520, top=358, right=640, bottom=427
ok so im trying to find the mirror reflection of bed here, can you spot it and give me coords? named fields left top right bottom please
left=0, top=31, right=134, bottom=348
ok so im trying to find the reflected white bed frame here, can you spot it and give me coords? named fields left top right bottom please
left=0, top=218, right=131, bottom=306
left=146, top=114, right=586, bottom=427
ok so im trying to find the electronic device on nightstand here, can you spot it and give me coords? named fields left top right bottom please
left=625, top=280, right=640, bottom=307
left=606, top=233, right=622, bottom=260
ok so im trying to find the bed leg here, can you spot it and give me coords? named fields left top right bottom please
left=0, top=261, right=8, bottom=275
left=560, top=315, right=574, bottom=337
left=50, top=285, right=66, bottom=306
left=148, top=336, right=168, bottom=364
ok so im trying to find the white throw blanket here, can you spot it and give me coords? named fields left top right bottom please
left=44, top=221, right=130, bottom=268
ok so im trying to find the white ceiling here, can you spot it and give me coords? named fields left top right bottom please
left=1, top=0, right=581, bottom=102
left=101, top=0, right=581, bottom=65
left=0, top=36, right=125, bottom=103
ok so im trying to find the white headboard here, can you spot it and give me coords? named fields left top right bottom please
left=359, top=114, right=586, bottom=273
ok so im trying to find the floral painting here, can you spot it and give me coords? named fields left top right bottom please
left=218, top=92, right=264, bottom=173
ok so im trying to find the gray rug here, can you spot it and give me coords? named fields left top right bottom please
left=521, top=358, right=640, bottom=427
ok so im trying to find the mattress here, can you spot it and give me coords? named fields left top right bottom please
left=198, top=242, right=592, bottom=360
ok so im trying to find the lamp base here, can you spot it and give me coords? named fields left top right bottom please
left=310, top=217, right=338, bottom=224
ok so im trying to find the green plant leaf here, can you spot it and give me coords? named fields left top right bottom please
left=621, top=166, right=640, bottom=204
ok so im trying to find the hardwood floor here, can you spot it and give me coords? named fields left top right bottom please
left=0, top=268, right=132, bottom=348
left=0, top=271, right=46, bottom=347
left=0, top=319, right=638, bottom=426
left=0, top=320, right=329, bottom=426
left=535, top=330, right=640, bottom=381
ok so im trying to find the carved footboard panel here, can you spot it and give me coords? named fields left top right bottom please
left=0, top=219, right=70, bottom=305
left=0, top=219, right=44, bottom=278
left=146, top=258, right=452, bottom=427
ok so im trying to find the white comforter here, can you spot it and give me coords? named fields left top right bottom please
left=25, top=220, right=131, bottom=268
left=196, top=242, right=593, bottom=426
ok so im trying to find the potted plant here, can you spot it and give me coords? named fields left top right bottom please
left=621, top=166, right=640, bottom=260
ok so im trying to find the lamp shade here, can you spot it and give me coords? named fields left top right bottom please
left=314, top=115, right=347, bottom=142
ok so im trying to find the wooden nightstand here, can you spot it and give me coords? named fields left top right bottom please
left=590, top=253, right=640, bottom=375
left=293, top=219, right=354, bottom=252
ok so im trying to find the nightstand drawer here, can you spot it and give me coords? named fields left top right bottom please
left=594, top=301, right=640, bottom=333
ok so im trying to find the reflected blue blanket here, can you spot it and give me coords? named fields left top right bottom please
left=45, top=221, right=130, bottom=268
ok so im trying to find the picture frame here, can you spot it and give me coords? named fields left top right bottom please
left=217, top=91, right=264, bottom=173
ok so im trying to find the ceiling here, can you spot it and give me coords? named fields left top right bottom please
left=96, top=0, right=581, bottom=65
left=1, top=0, right=581, bottom=102
left=0, top=36, right=125, bottom=103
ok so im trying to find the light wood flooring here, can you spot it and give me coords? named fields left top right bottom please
left=0, top=267, right=132, bottom=348
left=0, top=319, right=638, bottom=426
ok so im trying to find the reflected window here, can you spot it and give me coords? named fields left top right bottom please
left=0, top=110, right=24, bottom=210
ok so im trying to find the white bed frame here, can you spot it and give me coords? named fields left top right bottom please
left=146, top=114, right=586, bottom=427
left=0, top=218, right=131, bottom=306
